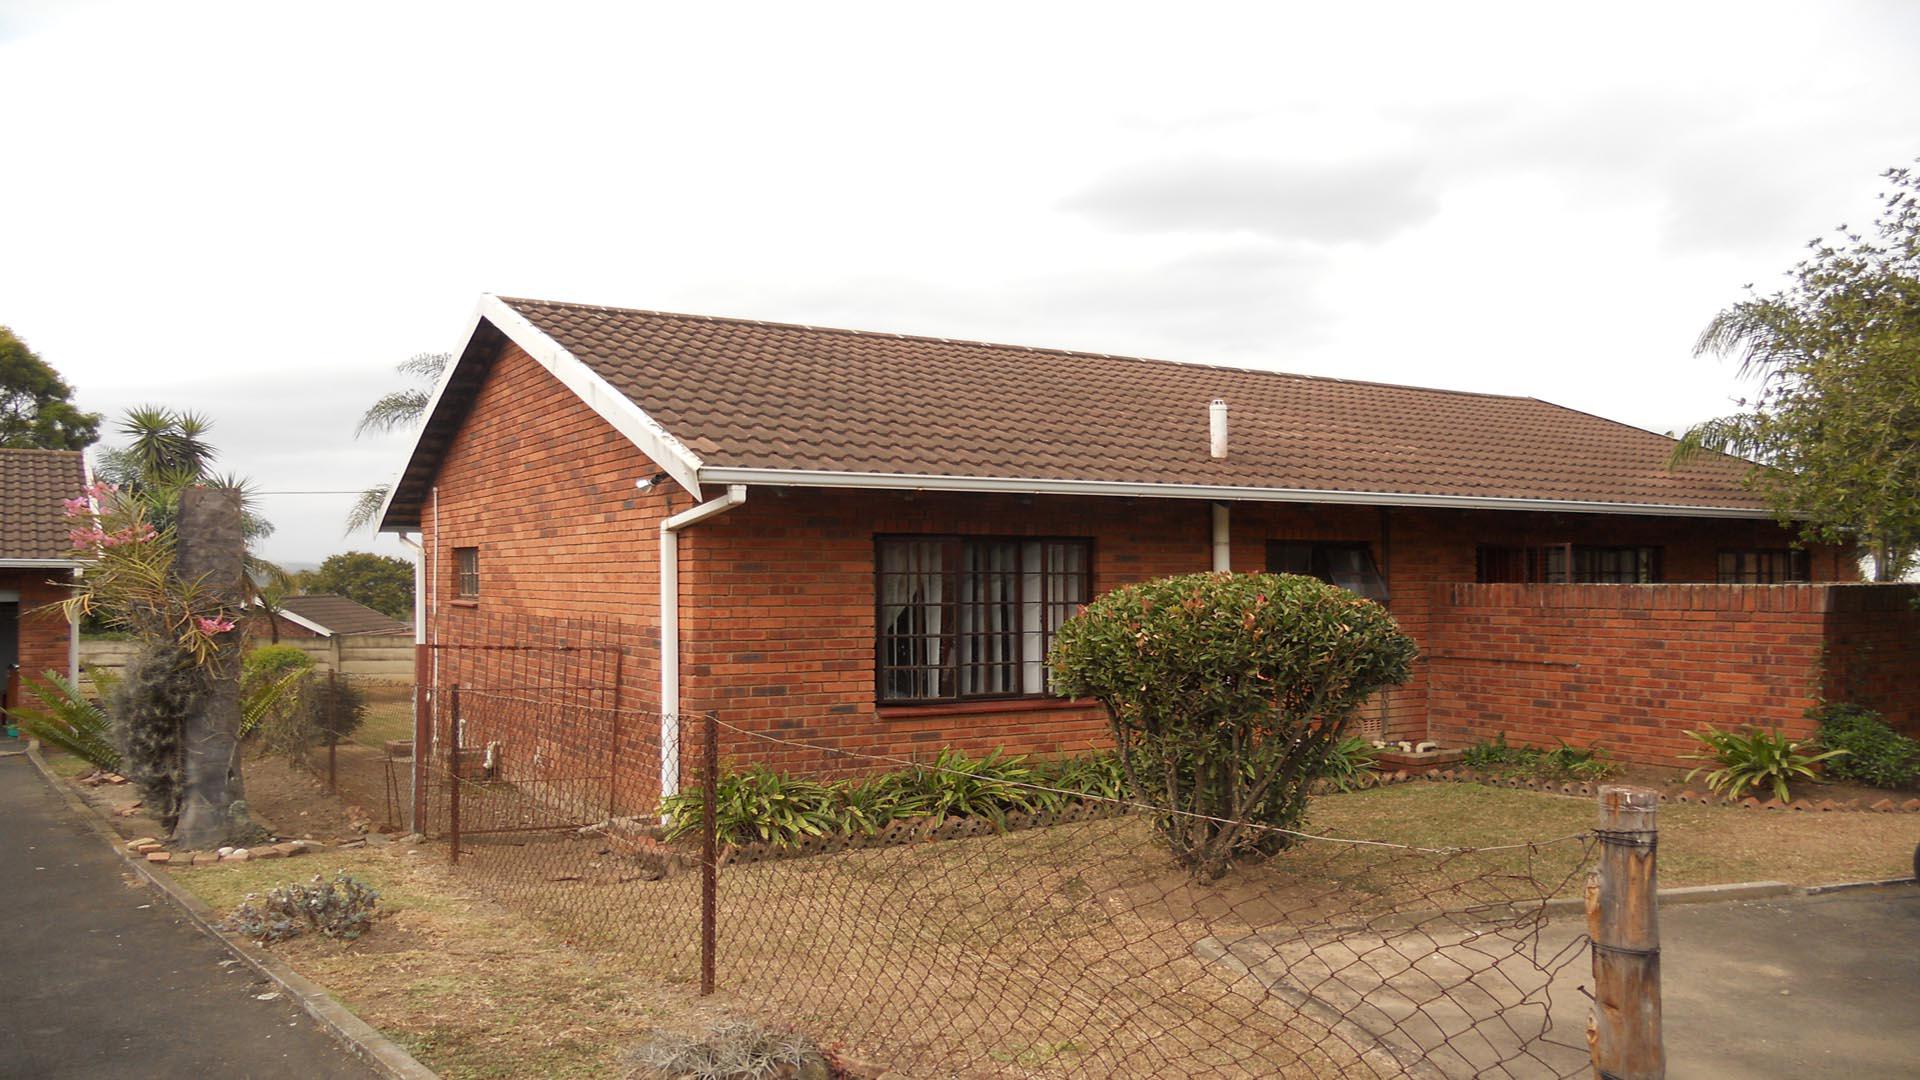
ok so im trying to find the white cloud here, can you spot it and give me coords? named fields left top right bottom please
left=2, top=0, right=1916, bottom=562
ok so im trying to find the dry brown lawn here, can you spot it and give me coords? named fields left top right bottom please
left=168, top=780, right=1917, bottom=1079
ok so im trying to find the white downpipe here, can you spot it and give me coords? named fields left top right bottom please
left=659, top=484, right=747, bottom=796
left=1211, top=502, right=1231, bottom=572
left=396, top=532, right=426, bottom=641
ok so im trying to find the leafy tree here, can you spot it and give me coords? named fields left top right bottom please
left=0, top=325, right=101, bottom=449
left=93, top=405, right=274, bottom=544
left=1674, top=163, right=1920, bottom=579
left=346, top=352, right=448, bottom=533
left=299, top=551, right=414, bottom=620
left=1050, top=572, right=1416, bottom=881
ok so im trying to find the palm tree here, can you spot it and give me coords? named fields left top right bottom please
left=345, top=352, right=448, bottom=533
left=94, top=406, right=218, bottom=494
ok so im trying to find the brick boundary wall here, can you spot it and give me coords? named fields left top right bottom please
left=1821, top=584, right=1920, bottom=738
left=1424, top=583, right=1832, bottom=767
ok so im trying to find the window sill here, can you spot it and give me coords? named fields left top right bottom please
left=876, top=696, right=1100, bottom=721
left=449, top=599, right=479, bottom=608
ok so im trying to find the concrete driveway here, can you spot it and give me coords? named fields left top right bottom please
left=0, top=747, right=378, bottom=1079
left=1663, top=885, right=1920, bottom=1079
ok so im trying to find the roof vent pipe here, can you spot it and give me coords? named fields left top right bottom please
left=1209, top=399, right=1229, bottom=460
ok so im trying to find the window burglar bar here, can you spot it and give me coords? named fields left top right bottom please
left=875, top=536, right=1092, bottom=704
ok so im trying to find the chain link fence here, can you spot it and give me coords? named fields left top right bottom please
left=320, top=615, right=1614, bottom=1077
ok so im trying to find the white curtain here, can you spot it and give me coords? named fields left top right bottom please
left=880, top=541, right=943, bottom=698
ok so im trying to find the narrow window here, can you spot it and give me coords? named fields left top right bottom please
left=1717, top=549, right=1809, bottom=584
left=1265, top=541, right=1389, bottom=604
left=454, top=546, right=480, bottom=599
left=876, top=536, right=1091, bottom=703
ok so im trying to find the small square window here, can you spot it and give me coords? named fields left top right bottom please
left=454, top=547, right=479, bottom=599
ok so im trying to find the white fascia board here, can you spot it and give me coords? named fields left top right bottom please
left=0, top=558, right=86, bottom=569
left=251, top=598, right=333, bottom=637
left=695, top=467, right=1780, bottom=520
left=376, top=295, right=707, bottom=532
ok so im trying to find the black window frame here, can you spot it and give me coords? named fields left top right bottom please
left=1717, top=548, right=1810, bottom=584
left=874, top=534, right=1094, bottom=706
left=1476, top=543, right=1662, bottom=584
left=1265, top=540, right=1390, bottom=604
left=453, top=546, right=480, bottom=599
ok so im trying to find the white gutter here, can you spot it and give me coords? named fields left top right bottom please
left=396, top=533, right=427, bottom=642
left=659, top=484, right=747, bottom=796
left=0, top=559, right=86, bottom=569
left=1211, top=503, right=1231, bottom=572
left=696, top=467, right=1779, bottom=520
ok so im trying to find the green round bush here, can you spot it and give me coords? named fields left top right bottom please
left=1050, top=571, right=1416, bottom=879
left=1813, top=703, right=1920, bottom=789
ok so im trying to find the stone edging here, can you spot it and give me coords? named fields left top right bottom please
left=23, top=742, right=439, bottom=1080
left=1403, top=767, right=1920, bottom=813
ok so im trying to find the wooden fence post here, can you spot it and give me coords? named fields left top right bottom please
left=700, top=710, right=718, bottom=996
left=1588, top=784, right=1663, bottom=1079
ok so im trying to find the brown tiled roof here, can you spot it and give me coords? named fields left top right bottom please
left=383, top=296, right=1772, bottom=528
left=0, top=449, right=87, bottom=562
left=277, top=594, right=409, bottom=636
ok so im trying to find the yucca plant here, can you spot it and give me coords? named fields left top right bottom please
left=10, top=671, right=122, bottom=771
left=1684, top=726, right=1847, bottom=803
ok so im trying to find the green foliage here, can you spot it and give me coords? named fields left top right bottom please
left=1049, top=571, right=1416, bottom=879
left=1673, top=162, right=1920, bottom=575
left=661, top=765, right=844, bottom=846
left=8, top=671, right=121, bottom=771
left=1460, top=733, right=1615, bottom=782
left=1812, top=703, right=1920, bottom=789
left=347, top=352, right=449, bottom=533
left=225, top=871, right=380, bottom=942
left=297, top=552, right=415, bottom=621
left=1684, top=725, right=1847, bottom=803
left=240, top=645, right=313, bottom=742
left=1322, top=735, right=1381, bottom=793
left=661, top=749, right=1130, bottom=849
left=0, top=325, right=101, bottom=449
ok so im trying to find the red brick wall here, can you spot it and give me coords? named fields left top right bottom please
left=3, top=569, right=74, bottom=704
left=677, top=492, right=1846, bottom=775
left=1822, top=584, right=1920, bottom=737
left=418, top=341, right=670, bottom=808
left=1424, top=583, right=1846, bottom=766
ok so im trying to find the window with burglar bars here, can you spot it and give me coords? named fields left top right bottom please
left=1718, top=548, right=1809, bottom=584
left=876, top=536, right=1092, bottom=703
left=454, top=546, right=480, bottom=598
left=1477, top=543, right=1661, bottom=584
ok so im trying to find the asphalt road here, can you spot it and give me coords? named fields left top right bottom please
left=0, top=746, right=378, bottom=1079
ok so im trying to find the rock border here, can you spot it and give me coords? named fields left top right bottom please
left=1406, top=767, right=1920, bottom=813
left=23, top=741, right=438, bottom=1080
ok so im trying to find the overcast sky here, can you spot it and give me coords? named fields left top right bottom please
left=3, top=1, right=1917, bottom=566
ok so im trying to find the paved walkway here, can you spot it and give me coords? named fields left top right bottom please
left=0, top=749, right=378, bottom=1079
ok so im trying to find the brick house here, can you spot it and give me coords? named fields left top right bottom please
left=1, top=449, right=85, bottom=715
left=377, top=296, right=1915, bottom=800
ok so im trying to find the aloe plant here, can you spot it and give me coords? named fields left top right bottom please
left=1684, top=725, right=1847, bottom=803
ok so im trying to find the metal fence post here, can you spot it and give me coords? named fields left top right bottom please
left=1588, top=784, right=1663, bottom=1079
left=700, top=710, right=718, bottom=996
left=326, top=669, right=339, bottom=793
left=448, top=684, right=462, bottom=866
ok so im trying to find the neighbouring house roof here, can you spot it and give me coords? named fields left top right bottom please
left=379, top=295, right=1775, bottom=529
left=0, top=448, right=87, bottom=566
left=270, top=594, right=409, bottom=637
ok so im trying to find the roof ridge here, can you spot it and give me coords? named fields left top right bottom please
left=495, top=295, right=1539, bottom=405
